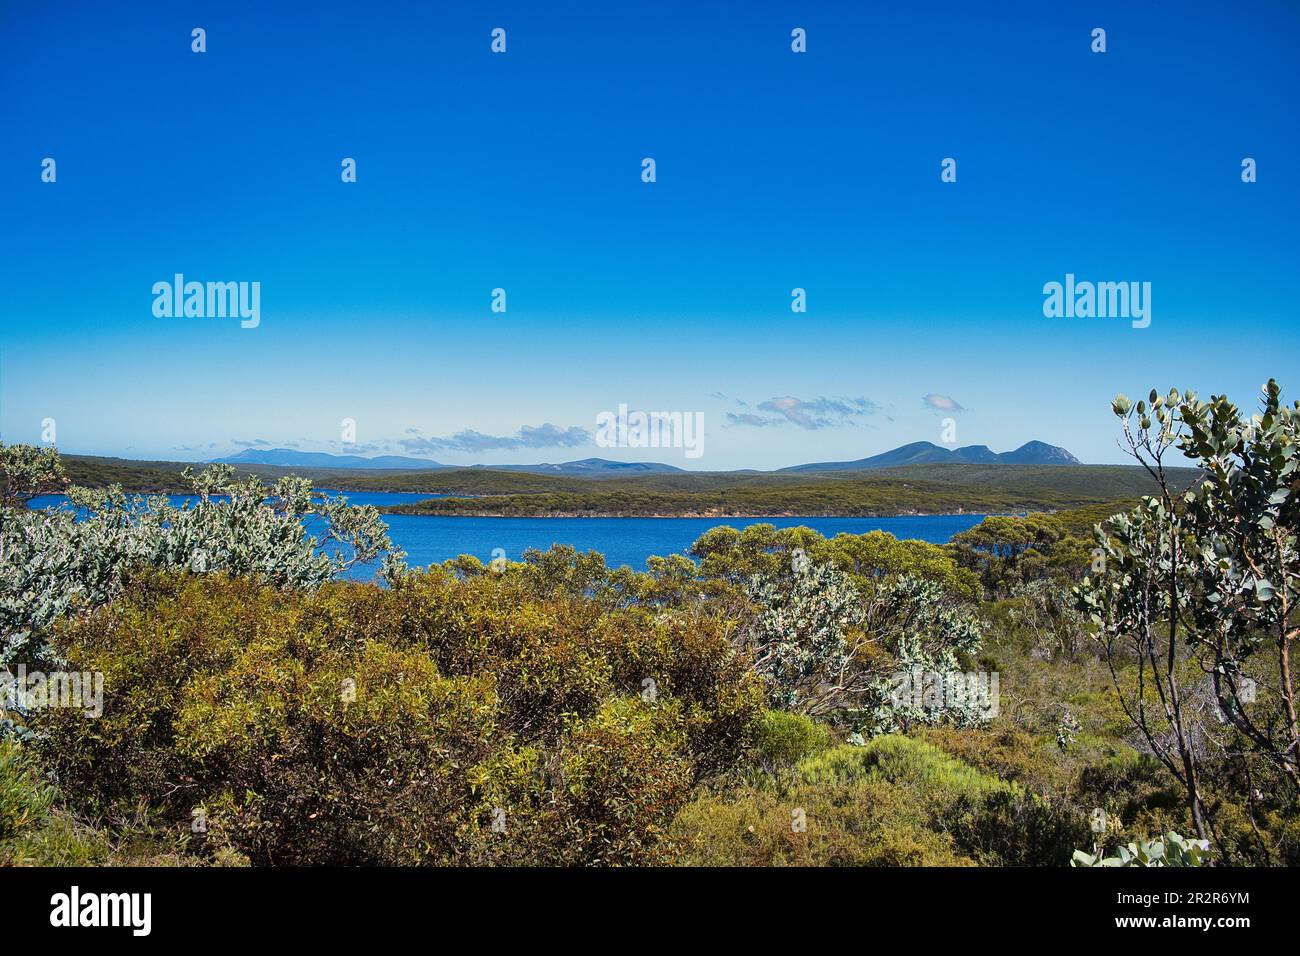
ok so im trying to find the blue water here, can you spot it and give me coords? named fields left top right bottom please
left=381, top=513, right=985, bottom=570
left=26, top=490, right=985, bottom=572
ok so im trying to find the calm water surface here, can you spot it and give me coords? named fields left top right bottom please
left=28, top=490, right=986, bottom=573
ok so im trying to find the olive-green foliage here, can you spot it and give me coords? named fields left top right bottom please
left=543, top=698, right=695, bottom=865
left=0, top=738, right=121, bottom=866
left=0, top=442, right=68, bottom=508
left=674, top=735, right=1088, bottom=866
left=690, top=523, right=980, bottom=599
left=31, top=568, right=764, bottom=866
left=750, top=710, right=832, bottom=771
left=673, top=735, right=977, bottom=867
left=0, top=737, right=52, bottom=848
left=951, top=501, right=1157, bottom=598
left=820, top=736, right=1084, bottom=866
left=673, top=775, right=973, bottom=866
left=801, top=735, right=1012, bottom=798
left=951, top=511, right=1101, bottom=597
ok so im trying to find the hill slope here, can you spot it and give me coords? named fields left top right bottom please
left=214, top=448, right=445, bottom=470
left=780, top=440, right=1080, bottom=472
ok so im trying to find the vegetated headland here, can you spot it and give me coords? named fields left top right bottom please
left=58, top=455, right=1199, bottom=519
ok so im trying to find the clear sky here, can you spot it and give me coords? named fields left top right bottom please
left=1, top=0, right=1297, bottom=469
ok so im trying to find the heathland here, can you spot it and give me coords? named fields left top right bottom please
left=4, top=383, right=1296, bottom=867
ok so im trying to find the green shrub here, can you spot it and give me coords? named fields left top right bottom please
left=672, top=736, right=1086, bottom=867
left=0, top=738, right=52, bottom=849
left=751, top=710, right=832, bottom=770
left=801, top=736, right=1012, bottom=802
left=0, top=738, right=119, bottom=866
left=671, top=776, right=973, bottom=867
left=31, top=568, right=764, bottom=866
left=1, top=456, right=397, bottom=669
left=1072, top=831, right=1210, bottom=867
left=546, top=698, right=695, bottom=865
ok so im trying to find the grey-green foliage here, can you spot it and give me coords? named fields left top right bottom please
left=1071, top=831, right=1210, bottom=867
left=1056, top=710, right=1081, bottom=751
left=0, top=444, right=68, bottom=510
left=1077, top=380, right=1300, bottom=799
left=743, top=562, right=983, bottom=731
left=1008, top=579, right=1090, bottom=660
left=1, top=451, right=401, bottom=669
left=857, top=574, right=986, bottom=734
left=745, top=561, right=865, bottom=713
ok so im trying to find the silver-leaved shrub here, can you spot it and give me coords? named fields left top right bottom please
left=742, top=560, right=983, bottom=732
left=1, top=446, right=401, bottom=669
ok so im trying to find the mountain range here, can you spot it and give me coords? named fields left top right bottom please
left=213, top=440, right=1079, bottom=475
left=777, top=440, right=1081, bottom=473
left=216, top=448, right=443, bottom=470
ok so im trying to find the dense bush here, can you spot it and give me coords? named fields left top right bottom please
left=1077, top=381, right=1300, bottom=856
left=673, top=775, right=973, bottom=866
left=691, top=523, right=980, bottom=599
left=29, top=568, right=764, bottom=865
left=0, top=738, right=51, bottom=850
left=1, top=452, right=396, bottom=669
left=1072, top=831, right=1210, bottom=867
left=673, top=735, right=1086, bottom=866
left=5, top=418, right=1294, bottom=867
left=750, top=709, right=832, bottom=772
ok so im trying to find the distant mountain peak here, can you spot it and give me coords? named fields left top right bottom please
left=211, top=449, right=684, bottom=475
left=469, top=457, right=685, bottom=475
left=998, top=441, right=1082, bottom=465
left=213, top=448, right=443, bottom=470
left=212, top=443, right=1078, bottom=475
left=778, top=440, right=1081, bottom=473
left=952, top=444, right=1000, bottom=463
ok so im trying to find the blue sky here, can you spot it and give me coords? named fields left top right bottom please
left=1, top=0, right=1296, bottom=469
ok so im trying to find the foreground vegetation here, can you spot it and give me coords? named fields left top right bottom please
left=1, top=382, right=1295, bottom=866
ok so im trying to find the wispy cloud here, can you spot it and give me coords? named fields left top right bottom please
left=172, top=442, right=220, bottom=452
left=329, top=441, right=392, bottom=454
left=221, top=423, right=593, bottom=459
left=726, top=396, right=878, bottom=430
left=399, top=422, right=590, bottom=454
left=922, top=393, right=967, bottom=414
left=711, top=391, right=749, bottom=408
left=725, top=412, right=779, bottom=427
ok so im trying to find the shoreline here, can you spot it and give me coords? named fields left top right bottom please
left=381, top=510, right=1010, bottom=520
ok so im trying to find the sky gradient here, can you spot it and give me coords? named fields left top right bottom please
left=2, top=0, right=1297, bottom=469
